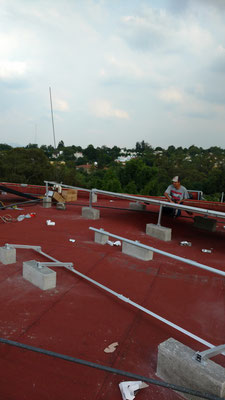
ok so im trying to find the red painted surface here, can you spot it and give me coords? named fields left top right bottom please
left=0, top=197, right=224, bottom=399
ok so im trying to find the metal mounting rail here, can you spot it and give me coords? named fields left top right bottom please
left=67, top=265, right=223, bottom=353
left=36, top=262, right=74, bottom=270
left=5, top=243, right=224, bottom=355
left=195, top=344, right=225, bottom=364
left=5, top=244, right=42, bottom=251
left=91, top=188, right=225, bottom=222
left=4, top=244, right=73, bottom=270
left=44, top=181, right=91, bottom=193
left=89, top=227, right=225, bottom=277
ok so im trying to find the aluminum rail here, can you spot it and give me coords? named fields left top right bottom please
left=92, top=188, right=225, bottom=220
left=44, top=180, right=91, bottom=193
left=195, top=344, right=225, bottom=363
left=6, top=243, right=223, bottom=352
left=89, top=227, right=225, bottom=277
left=68, top=265, right=217, bottom=350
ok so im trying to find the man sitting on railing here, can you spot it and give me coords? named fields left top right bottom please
left=164, top=176, right=191, bottom=217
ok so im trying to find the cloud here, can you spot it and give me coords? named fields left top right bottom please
left=0, top=60, right=28, bottom=80
left=53, top=98, right=69, bottom=112
left=91, top=99, right=129, bottom=119
left=158, top=87, right=183, bottom=103
left=120, top=6, right=214, bottom=56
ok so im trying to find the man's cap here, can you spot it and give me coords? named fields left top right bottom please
left=172, top=176, right=179, bottom=182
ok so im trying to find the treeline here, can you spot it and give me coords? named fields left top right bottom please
left=0, top=141, right=224, bottom=200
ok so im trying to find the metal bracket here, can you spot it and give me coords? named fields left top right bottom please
left=36, top=262, right=73, bottom=270
left=194, top=344, right=225, bottom=364
left=5, top=244, right=42, bottom=251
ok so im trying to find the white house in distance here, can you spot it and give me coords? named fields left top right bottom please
left=115, top=149, right=137, bottom=164
left=74, top=152, right=83, bottom=159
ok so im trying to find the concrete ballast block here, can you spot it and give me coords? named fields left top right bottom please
left=94, top=231, right=109, bottom=244
left=157, top=337, right=225, bottom=400
left=194, top=216, right=217, bottom=232
left=42, top=197, right=52, bottom=208
left=129, top=202, right=146, bottom=211
left=122, top=241, right=153, bottom=261
left=23, top=260, right=56, bottom=290
left=146, top=224, right=171, bottom=241
left=82, top=207, right=100, bottom=220
left=0, top=247, right=16, bottom=265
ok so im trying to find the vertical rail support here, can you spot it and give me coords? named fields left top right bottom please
left=157, top=205, right=163, bottom=226
left=89, top=190, right=93, bottom=208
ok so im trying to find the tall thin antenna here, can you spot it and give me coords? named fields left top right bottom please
left=49, top=87, right=56, bottom=149
left=34, top=123, right=37, bottom=144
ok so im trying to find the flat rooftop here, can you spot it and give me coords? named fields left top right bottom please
left=0, top=196, right=224, bottom=399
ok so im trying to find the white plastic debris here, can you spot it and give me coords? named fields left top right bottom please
left=17, top=213, right=36, bottom=221
left=180, top=241, right=192, bottom=246
left=104, top=342, right=119, bottom=353
left=107, top=240, right=121, bottom=247
left=17, top=215, right=25, bottom=221
left=202, top=249, right=212, bottom=253
left=119, top=381, right=149, bottom=400
left=46, top=220, right=55, bottom=226
left=69, top=239, right=76, bottom=243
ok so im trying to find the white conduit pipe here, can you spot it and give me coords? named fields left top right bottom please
left=89, top=227, right=225, bottom=277
left=13, top=245, right=222, bottom=351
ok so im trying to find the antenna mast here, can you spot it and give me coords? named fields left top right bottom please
left=49, top=87, right=57, bottom=149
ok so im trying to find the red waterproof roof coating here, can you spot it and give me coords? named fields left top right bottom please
left=0, top=196, right=224, bottom=400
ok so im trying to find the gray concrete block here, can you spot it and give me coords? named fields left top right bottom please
left=129, top=202, right=146, bottom=211
left=122, top=241, right=153, bottom=261
left=42, top=197, right=52, bottom=208
left=94, top=231, right=109, bottom=244
left=0, top=247, right=16, bottom=265
left=23, top=260, right=56, bottom=290
left=157, top=337, right=225, bottom=400
left=194, top=216, right=217, bottom=232
left=146, top=224, right=171, bottom=241
left=82, top=207, right=100, bottom=220
left=56, top=202, right=66, bottom=210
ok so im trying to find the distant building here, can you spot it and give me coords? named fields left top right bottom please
left=74, top=152, right=83, bottom=159
left=115, top=155, right=137, bottom=164
left=75, top=164, right=93, bottom=173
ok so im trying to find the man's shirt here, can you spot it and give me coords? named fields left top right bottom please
left=165, top=185, right=189, bottom=202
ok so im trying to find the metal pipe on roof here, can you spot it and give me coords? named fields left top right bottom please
left=68, top=266, right=216, bottom=350
left=7, top=244, right=222, bottom=353
left=44, top=181, right=91, bottom=193
left=92, top=189, right=225, bottom=220
left=89, top=227, right=225, bottom=277
left=157, top=204, right=163, bottom=226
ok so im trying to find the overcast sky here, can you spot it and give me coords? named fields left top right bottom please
left=1, top=0, right=225, bottom=149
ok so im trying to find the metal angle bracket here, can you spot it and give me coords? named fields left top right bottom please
left=5, top=244, right=42, bottom=251
left=36, top=262, right=74, bottom=270
left=194, top=344, right=225, bottom=364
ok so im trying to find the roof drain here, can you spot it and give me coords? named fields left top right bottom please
left=89, top=227, right=225, bottom=277
left=4, top=243, right=224, bottom=354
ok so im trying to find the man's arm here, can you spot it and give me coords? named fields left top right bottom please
left=164, top=190, right=173, bottom=203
